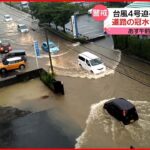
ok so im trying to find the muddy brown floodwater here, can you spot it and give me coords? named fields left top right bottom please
left=0, top=67, right=150, bottom=148
left=0, top=3, right=150, bottom=147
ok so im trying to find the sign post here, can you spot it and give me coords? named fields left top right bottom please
left=33, top=40, right=40, bottom=68
left=71, top=15, right=78, bottom=38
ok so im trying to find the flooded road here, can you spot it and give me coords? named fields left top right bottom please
left=0, top=3, right=150, bottom=148
left=0, top=3, right=121, bottom=79
left=0, top=71, right=150, bottom=147
left=76, top=99, right=150, bottom=148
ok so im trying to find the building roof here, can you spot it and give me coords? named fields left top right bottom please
left=125, top=2, right=150, bottom=8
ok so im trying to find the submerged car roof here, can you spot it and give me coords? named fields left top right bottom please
left=79, top=52, right=99, bottom=60
left=9, top=50, right=26, bottom=53
left=108, top=98, right=135, bottom=110
left=7, top=57, right=22, bottom=62
left=18, top=24, right=27, bottom=27
left=4, top=14, right=10, bottom=17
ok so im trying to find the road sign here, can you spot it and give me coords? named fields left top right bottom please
left=71, top=15, right=78, bottom=38
left=33, top=40, right=40, bottom=68
left=34, top=40, right=40, bottom=57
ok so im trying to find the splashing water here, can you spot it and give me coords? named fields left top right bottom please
left=54, top=67, right=115, bottom=79
left=75, top=98, right=150, bottom=148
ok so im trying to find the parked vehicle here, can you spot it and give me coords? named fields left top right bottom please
left=78, top=51, right=106, bottom=74
left=0, top=40, right=12, bottom=53
left=88, top=9, right=92, bottom=14
left=4, top=14, right=13, bottom=22
left=0, top=57, right=26, bottom=74
left=2, top=50, right=27, bottom=62
left=17, top=24, right=29, bottom=33
left=103, top=98, right=139, bottom=125
left=41, top=41, right=59, bottom=54
left=20, top=1, right=29, bottom=8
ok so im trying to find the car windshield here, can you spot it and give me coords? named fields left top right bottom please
left=20, top=25, right=27, bottom=29
left=49, top=43, right=56, bottom=48
left=90, top=58, right=102, bottom=66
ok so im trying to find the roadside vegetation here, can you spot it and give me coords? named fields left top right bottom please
left=30, top=3, right=84, bottom=33
left=29, top=2, right=91, bottom=43
left=6, top=2, right=149, bottom=61
left=113, top=35, right=150, bottom=61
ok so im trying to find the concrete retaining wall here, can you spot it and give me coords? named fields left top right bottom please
left=0, top=68, right=64, bottom=95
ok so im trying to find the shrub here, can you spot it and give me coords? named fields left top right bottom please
left=127, top=36, right=141, bottom=55
left=40, top=71, right=55, bottom=88
left=140, top=39, right=150, bottom=60
left=22, top=8, right=30, bottom=13
left=112, top=35, right=128, bottom=51
left=113, top=35, right=150, bottom=61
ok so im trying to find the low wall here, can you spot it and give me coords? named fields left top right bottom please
left=0, top=69, right=41, bottom=88
left=0, top=68, right=64, bottom=95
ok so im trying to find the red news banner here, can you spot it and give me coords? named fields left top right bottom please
left=91, top=4, right=150, bottom=35
left=1, top=0, right=150, bottom=2
left=0, top=148, right=150, bottom=150
left=0, top=148, right=147, bottom=149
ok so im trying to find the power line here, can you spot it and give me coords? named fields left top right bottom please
left=36, top=18, right=150, bottom=71
left=83, top=44, right=150, bottom=76
left=94, top=41, right=150, bottom=66
left=28, top=6, right=150, bottom=69
left=60, top=39, right=150, bottom=87
left=1, top=4, right=150, bottom=87
left=3, top=3, right=148, bottom=73
left=43, top=27, right=150, bottom=87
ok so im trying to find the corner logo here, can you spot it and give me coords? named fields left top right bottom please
left=92, top=5, right=109, bottom=21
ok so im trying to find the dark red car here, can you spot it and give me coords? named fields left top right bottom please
left=0, top=41, right=12, bottom=53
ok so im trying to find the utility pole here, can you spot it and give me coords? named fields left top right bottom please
left=44, top=28, right=54, bottom=75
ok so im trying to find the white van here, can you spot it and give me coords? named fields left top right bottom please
left=17, top=24, right=29, bottom=33
left=20, top=1, right=29, bottom=8
left=78, top=52, right=106, bottom=74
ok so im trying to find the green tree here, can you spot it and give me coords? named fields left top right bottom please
left=30, top=3, right=54, bottom=24
left=127, top=36, right=141, bottom=55
left=30, top=3, right=78, bottom=32
left=112, top=35, right=128, bottom=51
left=52, top=3, right=76, bottom=32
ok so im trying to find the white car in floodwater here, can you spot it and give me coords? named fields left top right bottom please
left=78, top=51, right=106, bottom=74
left=17, top=24, right=29, bottom=33
left=4, top=15, right=13, bottom=22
